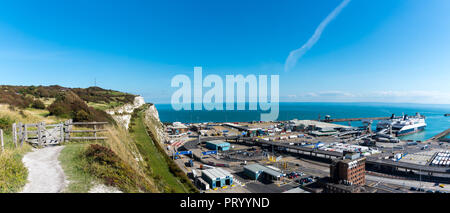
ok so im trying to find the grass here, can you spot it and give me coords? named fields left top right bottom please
left=131, top=110, right=188, bottom=192
left=0, top=144, right=31, bottom=193
left=87, top=101, right=125, bottom=111
left=82, top=144, right=156, bottom=192
left=0, top=103, right=56, bottom=193
left=59, top=124, right=159, bottom=193
left=0, top=104, right=63, bottom=124
left=131, top=107, right=198, bottom=193
left=59, top=143, right=95, bottom=193
left=140, top=105, right=198, bottom=193
left=0, top=100, right=196, bottom=193
left=39, top=97, right=55, bottom=107
left=59, top=142, right=157, bottom=193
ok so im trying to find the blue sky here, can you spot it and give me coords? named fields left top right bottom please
left=0, top=0, right=449, bottom=104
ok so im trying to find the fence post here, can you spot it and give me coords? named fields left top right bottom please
left=1, top=129, right=4, bottom=153
left=24, top=124, right=28, bottom=146
left=37, top=122, right=42, bottom=147
left=18, top=122, right=23, bottom=147
left=12, top=123, right=17, bottom=148
left=60, top=122, right=65, bottom=143
left=64, top=119, right=72, bottom=141
left=94, top=124, right=97, bottom=141
left=42, top=122, right=46, bottom=145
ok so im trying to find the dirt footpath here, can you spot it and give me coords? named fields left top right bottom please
left=21, top=146, right=68, bottom=193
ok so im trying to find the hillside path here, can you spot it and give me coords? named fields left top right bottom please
left=21, top=146, right=68, bottom=193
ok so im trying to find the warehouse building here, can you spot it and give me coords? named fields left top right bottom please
left=169, top=122, right=189, bottom=135
left=243, top=164, right=284, bottom=181
left=201, top=168, right=233, bottom=189
left=205, top=140, right=230, bottom=151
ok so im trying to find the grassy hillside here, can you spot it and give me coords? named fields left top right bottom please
left=131, top=109, right=188, bottom=192
left=59, top=125, right=159, bottom=193
left=58, top=106, right=199, bottom=193
left=0, top=85, right=196, bottom=193
left=0, top=85, right=137, bottom=193
left=0, top=85, right=136, bottom=123
left=135, top=105, right=198, bottom=193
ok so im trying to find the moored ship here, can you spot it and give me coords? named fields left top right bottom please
left=376, top=113, right=426, bottom=136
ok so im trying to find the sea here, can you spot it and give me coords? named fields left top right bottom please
left=154, top=102, right=450, bottom=141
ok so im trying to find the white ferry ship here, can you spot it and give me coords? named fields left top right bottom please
left=376, top=113, right=426, bottom=136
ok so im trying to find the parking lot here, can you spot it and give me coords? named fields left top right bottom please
left=399, top=150, right=436, bottom=165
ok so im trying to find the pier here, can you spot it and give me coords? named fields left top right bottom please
left=428, top=128, right=450, bottom=142
left=320, top=116, right=395, bottom=123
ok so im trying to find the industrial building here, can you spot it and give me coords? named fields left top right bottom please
left=287, top=119, right=350, bottom=131
left=330, top=152, right=366, bottom=186
left=201, top=168, right=233, bottom=189
left=243, top=164, right=284, bottom=181
left=205, top=140, right=231, bottom=151
left=169, top=122, right=189, bottom=135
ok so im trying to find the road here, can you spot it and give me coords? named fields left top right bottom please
left=366, top=174, right=450, bottom=192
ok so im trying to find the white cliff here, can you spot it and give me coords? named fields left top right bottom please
left=106, top=96, right=145, bottom=129
left=144, top=104, right=166, bottom=144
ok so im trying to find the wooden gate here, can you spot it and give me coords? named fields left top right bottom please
left=14, top=120, right=108, bottom=147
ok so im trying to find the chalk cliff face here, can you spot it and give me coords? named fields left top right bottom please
left=144, top=104, right=166, bottom=144
left=146, top=104, right=161, bottom=123
left=106, top=96, right=146, bottom=129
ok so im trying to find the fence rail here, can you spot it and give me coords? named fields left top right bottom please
left=12, top=119, right=109, bottom=147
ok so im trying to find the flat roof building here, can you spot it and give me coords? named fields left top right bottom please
left=243, top=164, right=284, bottom=181
left=201, top=168, right=233, bottom=189
left=205, top=140, right=231, bottom=151
left=288, top=119, right=351, bottom=131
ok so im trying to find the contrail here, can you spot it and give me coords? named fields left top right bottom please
left=284, top=0, right=351, bottom=72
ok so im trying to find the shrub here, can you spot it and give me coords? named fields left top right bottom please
left=74, top=110, right=91, bottom=121
left=0, top=116, right=14, bottom=132
left=1, top=85, right=134, bottom=112
left=0, top=151, right=29, bottom=192
left=48, top=91, right=114, bottom=123
left=83, top=144, right=154, bottom=192
left=31, top=99, right=46, bottom=109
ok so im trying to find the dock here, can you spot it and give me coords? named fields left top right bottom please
left=320, top=116, right=394, bottom=123
left=428, top=128, right=450, bottom=142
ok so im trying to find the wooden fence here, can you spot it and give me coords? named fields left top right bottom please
left=12, top=119, right=108, bottom=147
left=0, top=129, right=4, bottom=153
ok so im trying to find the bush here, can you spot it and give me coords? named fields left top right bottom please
left=74, top=110, right=91, bottom=121
left=1, top=85, right=134, bottom=112
left=48, top=91, right=114, bottom=123
left=31, top=99, right=46, bottom=109
left=83, top=144, right=154, bottom=192
left=0, top=151, right=29, bottom=192
left=0, top=116, right=14, bottom=132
